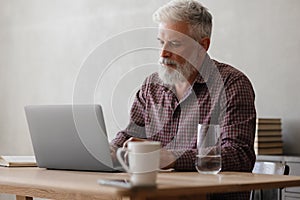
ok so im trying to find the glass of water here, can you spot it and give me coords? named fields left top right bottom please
left=196, top=124, right=221, bottom=174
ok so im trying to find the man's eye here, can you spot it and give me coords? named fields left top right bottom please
left=170, top=42, right=181, bottom=47
left=157, top=38, right=164, bottom=47
left=159, top=41, right=164, bottom=46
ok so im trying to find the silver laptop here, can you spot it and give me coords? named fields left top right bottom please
left=24, top=104, right=122, bottom=172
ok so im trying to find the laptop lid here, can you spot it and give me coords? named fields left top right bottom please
left=25, top=104, right=120, bottom=172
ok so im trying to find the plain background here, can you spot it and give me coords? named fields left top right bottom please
left=0, top=1, right=300, bottom=198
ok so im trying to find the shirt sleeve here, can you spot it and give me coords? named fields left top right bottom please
left=219, top=74, right=256, bottom=172
left=110, top=82, right=147, bottom=148
left=173, top=149, right=198, bottom=171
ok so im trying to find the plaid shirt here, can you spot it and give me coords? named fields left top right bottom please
left=111, top=58, right=256, bottom=199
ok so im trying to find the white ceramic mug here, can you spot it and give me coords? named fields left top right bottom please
left=117, top=141, right=161, bottom=187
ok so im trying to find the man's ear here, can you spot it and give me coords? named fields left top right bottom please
left=199, top=37, right=210, bottom=51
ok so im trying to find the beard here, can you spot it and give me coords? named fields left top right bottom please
left=158, top=57, right=194, bottom=85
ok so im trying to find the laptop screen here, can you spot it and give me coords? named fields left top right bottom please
left=25, top=104, right=120, bottom=172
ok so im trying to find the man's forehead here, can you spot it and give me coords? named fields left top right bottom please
left=158, top=30, right=189, bottom=42
left=158, top=22, right=192, bottom=41
left=157, top=31, right=186, bottom=41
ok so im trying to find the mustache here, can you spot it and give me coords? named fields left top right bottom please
left=159, top=57, right=180, bottom=67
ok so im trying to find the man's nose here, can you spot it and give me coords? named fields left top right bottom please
left=160, top=48, right=171, bottom=58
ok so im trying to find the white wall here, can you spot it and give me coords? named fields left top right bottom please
left=1, top=0, right=300, bottom=164
left=0, top=0, right=168, bottom=157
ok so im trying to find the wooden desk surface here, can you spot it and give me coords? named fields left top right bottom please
left=1, top=167, right=300, bottom=200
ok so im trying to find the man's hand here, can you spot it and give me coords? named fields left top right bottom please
left=122, top=137, right=146, bottom=148
left=160, top=148, right=176, bottom=169
left=110, top=144, right=119, bottom=165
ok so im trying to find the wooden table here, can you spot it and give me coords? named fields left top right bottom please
left=1, top=167, right=300, bottom=200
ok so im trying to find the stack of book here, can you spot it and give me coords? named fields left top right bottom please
left=255, top=118, right=283, bottom=155
left=0, top=156, right=36, bottom=167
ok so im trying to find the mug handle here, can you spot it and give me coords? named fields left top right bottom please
left=116, top=148, right=130, bottom=173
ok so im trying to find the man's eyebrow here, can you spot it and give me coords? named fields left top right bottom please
left=157, top=37, right=182, bottom=43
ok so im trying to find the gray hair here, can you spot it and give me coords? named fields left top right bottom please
left=153, top=0, right=212, bottom=40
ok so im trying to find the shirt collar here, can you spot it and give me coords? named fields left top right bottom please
left=194, top=54, right=216, bottom=84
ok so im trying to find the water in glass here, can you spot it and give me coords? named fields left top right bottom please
left=196, top=155, right=221, bottom=174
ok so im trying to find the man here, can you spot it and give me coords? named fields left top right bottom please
left=111, top=0, right=256, bottom=199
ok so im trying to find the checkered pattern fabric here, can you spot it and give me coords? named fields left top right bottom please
left=111, top=59, right=256, bottom=199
